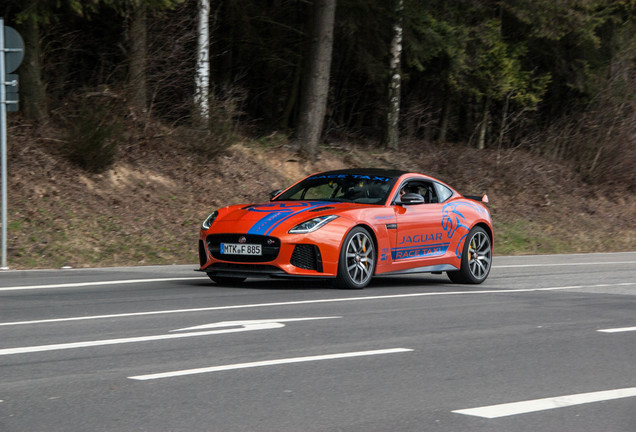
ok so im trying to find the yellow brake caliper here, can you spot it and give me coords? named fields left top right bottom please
left=362, top=241, right=367, bottom=269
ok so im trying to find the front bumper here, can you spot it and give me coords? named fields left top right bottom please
left=198, top=231, right=339, bottom=279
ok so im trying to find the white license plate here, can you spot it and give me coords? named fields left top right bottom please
left=220, top=243, right=262, bottom=256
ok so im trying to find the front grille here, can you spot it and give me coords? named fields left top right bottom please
left=290, top=244, right=323, bottom=272
left=207, top=234, right=280, bottom=263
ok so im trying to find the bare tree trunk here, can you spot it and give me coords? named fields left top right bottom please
left=477, top=98, right=490, bottom=150
left=498, top=91, right=512, bottom=149
left=296, top=0, right=337, bottom=161
left=438, top=96, right=451, bottom=142
left=281, top=63, right=301, bottom=130
left=128, top=2, right=147, bottom=116
left=385, top=0, right=403, bottom=150
left=195, top=0, right=211, bottom=126
left=16, top=13, right=47, bottom=122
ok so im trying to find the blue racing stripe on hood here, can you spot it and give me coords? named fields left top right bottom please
left=247, top=201, right=334, bottom=235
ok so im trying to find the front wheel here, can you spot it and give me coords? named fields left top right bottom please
left=447, top=226, right=492, bottom=284
left=334, top=227, right=376, bottom=289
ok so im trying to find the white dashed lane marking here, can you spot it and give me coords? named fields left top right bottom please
left=453, top=387, right=636, bottom=418
left=598, top=326, right=636, bottom=333
left=128, top=348, right=414, bottom=381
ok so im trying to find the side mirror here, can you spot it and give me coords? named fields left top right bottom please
left=398, top=193, right=425, bottom=205
left=269, top=189, right=283, bottom=200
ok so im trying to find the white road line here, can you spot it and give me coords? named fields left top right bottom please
left=598, top=326, right=636, bottom=333
left=453, top=387, right=636, bottom=419
left=0, top=277, right=203, bottom=292
left=0, top=317, right=340, bottom=356
left=495, top=261, right=635, bottom=268
left=1, top=282, right=634, bottom=328
left=128, top=348, right=414, bottom=381
left=498, top=251, right=636, bottom=258
left=0, top=325, right=277, bottom=356
left=171, top=316, right=338, bottom=332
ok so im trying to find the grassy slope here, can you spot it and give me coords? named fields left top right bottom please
left=5, top=119, right=635, bottom=270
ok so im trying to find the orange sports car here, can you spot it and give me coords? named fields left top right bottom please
left=198, top=169, right=493, bottom=289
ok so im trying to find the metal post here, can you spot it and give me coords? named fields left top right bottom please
left=1, top=17, right=8, bottom=269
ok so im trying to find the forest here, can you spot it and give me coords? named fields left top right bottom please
left=2, top=0, right=634, bottom=189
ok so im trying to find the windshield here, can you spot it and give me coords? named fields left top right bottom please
left=274, top=172, right=399, bottom=205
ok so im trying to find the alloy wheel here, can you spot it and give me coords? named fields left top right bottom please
left=467, top=230, right=491, bottom=280
left=345, top=231, right=375, bottom=286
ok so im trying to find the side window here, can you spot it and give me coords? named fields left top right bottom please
left=417, top=182, right=439, bottom=203
left=435, top=183, right=453, bottom=202
left=398, top=181, right=438, bottom=204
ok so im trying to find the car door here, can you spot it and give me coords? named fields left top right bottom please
left=391, top=180, right=450, bottom=270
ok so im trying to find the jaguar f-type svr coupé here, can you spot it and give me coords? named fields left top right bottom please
left=198, top=169, right=493, bottom=289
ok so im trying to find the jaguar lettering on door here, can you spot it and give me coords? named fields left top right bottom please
left=392, top=232, right=450, bottom=260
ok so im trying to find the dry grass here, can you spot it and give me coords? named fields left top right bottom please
left=4, top=117, right=635, bottom=270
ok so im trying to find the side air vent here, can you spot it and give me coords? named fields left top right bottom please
left=290, top=244, right=323, bottom=272
left=199, top=240, right=207, bottom=266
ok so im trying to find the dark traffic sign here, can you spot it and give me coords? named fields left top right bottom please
left=3, top=25, right=24, bottom=73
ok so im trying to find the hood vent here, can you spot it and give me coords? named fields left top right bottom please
left=309, top=206, right=336, bottom=212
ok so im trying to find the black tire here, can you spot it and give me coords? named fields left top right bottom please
left=208, top=275, right=246, bottom=286
left=447, top=226, right=492, bottom=284
left=334, top=227, right=376, bottom=289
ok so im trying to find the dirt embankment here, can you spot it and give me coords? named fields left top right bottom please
left=5, top=119, right=635, bottom=269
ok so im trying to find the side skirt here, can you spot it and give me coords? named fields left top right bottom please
left=376, top=264, right=458, bottom=277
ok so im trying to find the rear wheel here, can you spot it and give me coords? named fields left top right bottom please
left=335, top=227, right=376, bottom=289
left=447, top=226, right=492, bottom=284
left=208, top=275, right=246, bottom=286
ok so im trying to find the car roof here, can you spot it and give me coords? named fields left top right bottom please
left=312, top=168, right=408, bottom=179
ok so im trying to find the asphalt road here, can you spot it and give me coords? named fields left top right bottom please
left=1, top=252, right=635, bottom=432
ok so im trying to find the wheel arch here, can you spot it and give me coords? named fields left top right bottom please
left=358, top=221, right=379, bottom=249
left=473, top=222, right=494, bottom=253
left=333, top=223, right=379, bottom=289
left=342, top=223, right=380, bottom=273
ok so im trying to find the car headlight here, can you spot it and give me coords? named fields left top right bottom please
left=289, top=215, right=338, bottom=234
left=201, top=211, right=218, bottom=230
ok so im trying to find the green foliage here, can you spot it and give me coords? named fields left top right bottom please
left=464, top=19, right=551, bottom=108
left=67, top=0, right=185, bottom=18
left=65, top=99, right=121, bottom=173
left=503, top=0, right=627, bottom=107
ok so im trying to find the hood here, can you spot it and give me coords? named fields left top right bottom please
left=215, top=200, right=355, bottom=236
